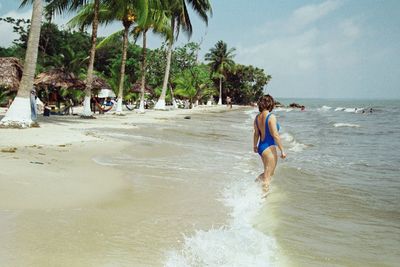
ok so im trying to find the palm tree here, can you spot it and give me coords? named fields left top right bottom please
left=205, top=40, right=235, bottom=105
left=174, top=65, right=212, bottom=108
left=69, top=0, right=147, bottom=115
left=154, top=0, right=212, bottom=110
left=44, top=0, right=102, bottom=117
left=0, top=0, right=43, bottom=128
left=132, top=6, right=171, bottom=113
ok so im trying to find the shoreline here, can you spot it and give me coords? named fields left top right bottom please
left=0, top=105, right=247, bottom=209
left=0, top=105, right=249, bottom=147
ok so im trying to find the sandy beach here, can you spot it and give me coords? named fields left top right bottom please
left=0, top=105, right=243, bottom=266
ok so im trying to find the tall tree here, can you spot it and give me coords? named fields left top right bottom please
left=224, top=64, right=271, bottom=105
left=154, top=0, right=212, bottom=110
left=45, top=0, right=101, bottom=117
left=69, top=0, right=148, bottom=115
left=132, top=6, right=171, bottom=112
left=173, top=64, right=212, bottom=108
left=0, top=0, right=43, bottom=128
left=205, top=40, right=235, bottom=105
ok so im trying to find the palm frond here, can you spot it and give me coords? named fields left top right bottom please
left=67, top=3, right=113, bottom=30
left=97, top=30, right=124, bottom=49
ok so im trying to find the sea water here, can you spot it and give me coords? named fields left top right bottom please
left=164, top=99, right=400, bottom=266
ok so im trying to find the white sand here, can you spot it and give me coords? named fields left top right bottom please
left=0, top=105, right=239, bottom=210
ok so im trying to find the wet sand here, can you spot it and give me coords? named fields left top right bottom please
left=0, top=106, right=240, bottom=266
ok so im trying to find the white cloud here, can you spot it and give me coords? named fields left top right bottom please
left=291, top=0, right=342, bottom=30
left=235, top=0, right=364, bottom=98
left=258, top=0, right=342, bottom=36
left=339, top=19, right=361, bottom=40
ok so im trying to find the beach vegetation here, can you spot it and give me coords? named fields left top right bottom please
left=0, top=0, right=272, bottom=122
left=205, top=40, right=236, bottom=105
left=68, top=0, right=143, bottom=115
left=131, top=3, right=172, bottom=112
left=173, top=63, right=212, bottom=108
left=224, top=64, right=272, bottom=105
left=154, top=0, right=212, bottom=110
left=45, top=0, right=104, bottom=117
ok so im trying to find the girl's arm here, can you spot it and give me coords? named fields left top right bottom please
left=253, top=120, right=260, bottom=153
left=269, top=115, right=287, bottom=159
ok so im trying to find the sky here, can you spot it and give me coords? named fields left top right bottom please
left=0, top=0, right=399, bottom=99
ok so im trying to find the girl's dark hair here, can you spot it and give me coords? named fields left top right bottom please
left=257, top=94, right=275, bottom=112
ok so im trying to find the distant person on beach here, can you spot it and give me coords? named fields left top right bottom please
left=226, top=96, right=232, bottom=109
left=43, top=102, right=51, bottom=117
left=253, top=94, right=286, bottom=193
left=30, top=89, right=37, bottom=121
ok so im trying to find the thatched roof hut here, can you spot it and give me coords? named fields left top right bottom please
left=34, top=69, right=84, bottom=89
left=131, top=81, right=153, bottom=94
left=91, top=76, right=112, bottom=90
left=0, top=57, right=23, bottom=91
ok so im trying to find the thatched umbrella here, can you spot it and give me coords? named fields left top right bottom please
left=34, top=69, right=85, bottom=90
left=34, top=69, right=86, bottom=109
left=130, top=81, right=153, bottom=95
left=91, top=75, right=111, bottom=90
left=0, top=57, right=23, bottom=91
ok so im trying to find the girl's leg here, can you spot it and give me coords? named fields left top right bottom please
left=261, top=148, right=278, bottom=192
left=255, top=173, right=264, bottom=182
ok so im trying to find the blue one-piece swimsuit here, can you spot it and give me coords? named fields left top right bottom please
left=255, top=113, right=280, bottom=156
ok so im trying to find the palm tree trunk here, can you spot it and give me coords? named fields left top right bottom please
left=169, top=84, right=177, bottom=109
left=81, top=0, right=100, bottom=117
left=154, top=18, right=174, bottom=110
left=116, top=24, right=130, bottom=115
left=218, top=77, right=222, bottom=105
left=138, top=30, right=147, bottom=113
left=1, top=0, right=43, bottom=128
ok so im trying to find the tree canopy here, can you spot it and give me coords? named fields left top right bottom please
left=0, top=20, right=271, bottom=106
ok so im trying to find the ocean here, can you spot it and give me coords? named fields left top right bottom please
left=164, top=99, right=400, bottom=266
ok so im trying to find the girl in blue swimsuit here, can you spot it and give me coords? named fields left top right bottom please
left=253, top=95, right=286, bottom=193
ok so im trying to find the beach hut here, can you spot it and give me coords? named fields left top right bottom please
left=91, top=76, right=112, bottom=91
left=130, top=81, right=154, bottom=95
left=34, top=69, right=84, bottom=90
left=0, top=57, right=23, bottom=91
left=34, top=69, right=85, bottom=113
left=0, top=57, right=23, bottom=106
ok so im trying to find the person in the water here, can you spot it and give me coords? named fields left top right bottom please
left=253, top=95, right=286, bottom=193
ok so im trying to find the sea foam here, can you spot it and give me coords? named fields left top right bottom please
left=165, top=175, right=278, bottom=266
left=274, top=107, right=293, bottom=112
left=281, top=132, right=308, bottom=152
left=333, top=123, right=361, bottom=128
left=318, top=105, right=332, bottom=111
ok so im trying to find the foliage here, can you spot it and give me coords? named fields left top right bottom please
left=205, top=40, right=236, bottom=79
left=146, top=44, right=167, bottom=88
left=205, top=40, right=236, bottom=103
left=0, top=86, right=16, bottom=107
left=100, top=60, right=132, bottom=97
left=0, top=14, right=271, bottom=105
left=59, top=87, right=86, bottom=105
left=224, top=64, right=272, bottom=105
left=174, top=70, right=196, bottom=105
left=0, top=17, right=30, bottom=48
left=173, top=64, right=213, bottom=107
